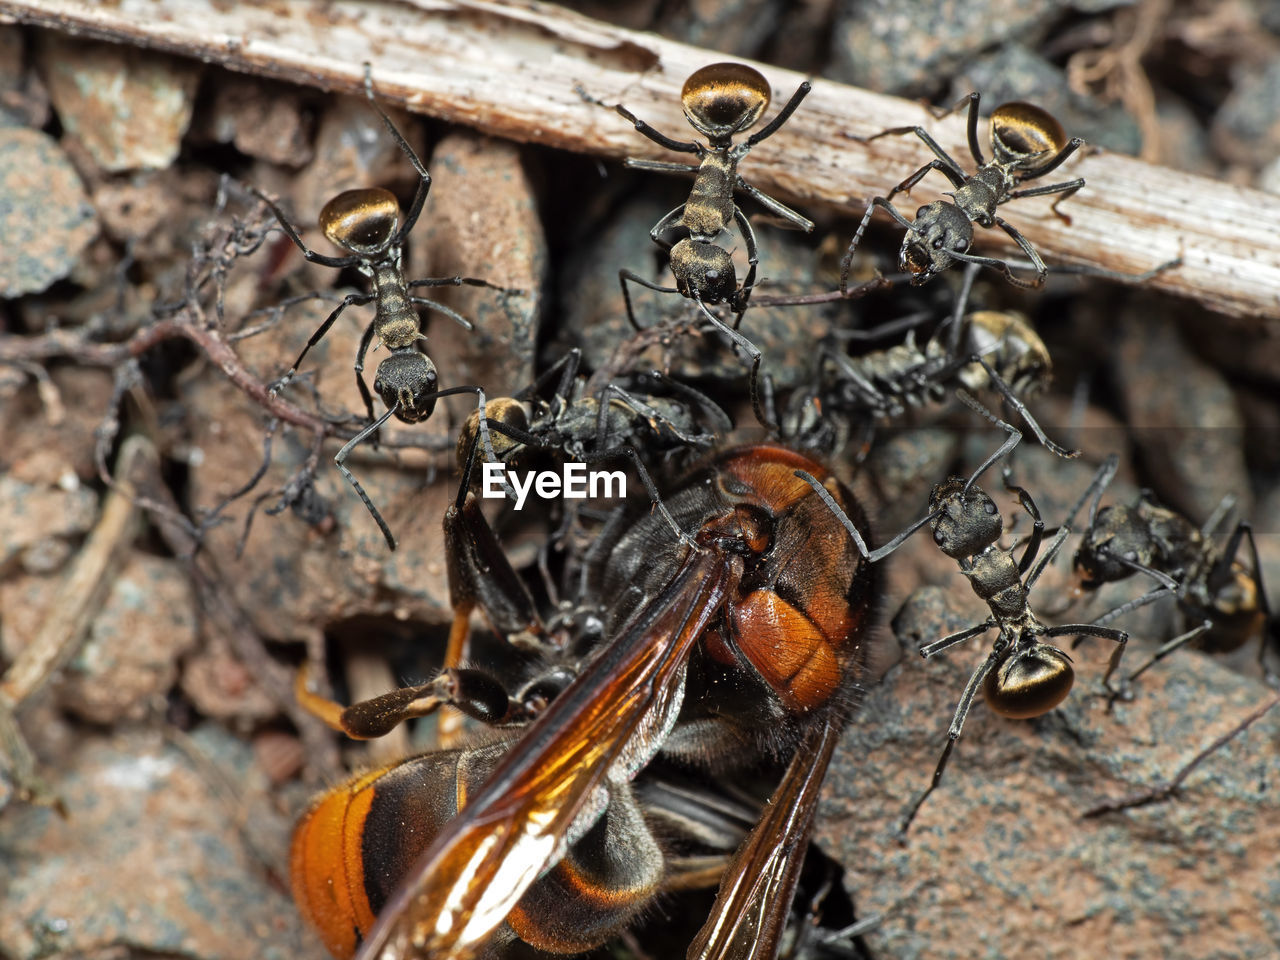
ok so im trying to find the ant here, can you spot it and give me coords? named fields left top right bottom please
left=781, top=263, right=1075, bottom=488
left=843, top=92, right=1093, bottom=290
left=896, top=474, right=1130, bottom=834
left=1065, top=454, right=1277, bottom=690
left=251, top=64, right=512, bottom=550
left=613, top=62, right=814, bottom=427
left=454, top=347, right=731, bottom=544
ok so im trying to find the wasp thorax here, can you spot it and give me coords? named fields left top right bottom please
left=681, top=62, right=771, bottom=140
left=320, top=188, right=401, bottom=256
left=990, top=103, right=1068, bottom=171
left=374, top=351, right=438, bottom=423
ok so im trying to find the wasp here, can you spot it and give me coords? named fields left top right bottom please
left=614, top=62, right=814, bottom=426
left=291, top=442, right=880, bottom=959
left=1066, top=454, right=1276, bottom=688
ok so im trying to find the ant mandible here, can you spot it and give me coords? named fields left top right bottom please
left=614, top=62, right=814, bottom=427
left=252, top=64, right=510, bottom=550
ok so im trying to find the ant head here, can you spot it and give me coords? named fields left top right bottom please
left=929, top=478, right=1002, bottom=560
left=670, top=238, right=737, bottom=304
left=681, top=63, right=771, bottom=142
left=374, top=351, right=437, bottom=423
left=990, top=103, right=1069, bottom=174
left=1074, top=504, right=1153, bottom=588
left=456, top=398, right=530, bottom=473
left=983, top=643, right=1074, bottom=718
left=901, top=201, right=972, bottom=285
left=962, top=311, right=1051, bottom=396
left=320, top=188, right=401, bottom=257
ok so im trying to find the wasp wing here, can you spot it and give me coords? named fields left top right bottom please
left=354, top=547, right=735, bottom=960
left=687, top=715, right=843, bottom=960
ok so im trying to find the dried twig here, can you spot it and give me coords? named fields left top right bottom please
left=0, top=0, right=1277, bottom=321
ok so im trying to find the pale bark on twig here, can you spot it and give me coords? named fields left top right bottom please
left=2, top=0, right=1278, bottom=322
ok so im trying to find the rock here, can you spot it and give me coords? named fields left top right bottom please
left=37, top=34, right=200, bottom=173
left=0, top=127, right=97, bottom=297
left=820, top=633, right=1280, bottom=960
left=0, top=725, right=322, bottom=960
left=203, top=76, right=314, bottom=167
left=829, top=0, right=1059, bottom=97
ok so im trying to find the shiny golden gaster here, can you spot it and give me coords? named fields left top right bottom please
left=680, top=62, right=772, bottom=139
left=990, top=102, right=1070, bottom=172
left=319, top=187, right=401, bottom=256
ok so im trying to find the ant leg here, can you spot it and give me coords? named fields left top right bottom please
left=514, top=346, right=582, bottom=408
left=693, top=299, right=773, bottom=431
left=732, top=206, right=761, bottom=323
left=1062, top=453, right=1120, bottom=532
left=745, top=80, right=812, bottom=146
left=1044, top=622, right=1128, bottom=695
left=360, top=65, right=434, bottom=241
left=1023, top=138, right=1084, bottom=181
left=899, top=645, right=1001, bottom=837
left=408, top=275, right=522, bottom=295
left=354, top=319, right=379, bottom=425
left=272, top=292, right=374, bottom=393
left=735, top=179, right=814, bottom=232
left=334, top=405, right=400, bottom=550
left=599, top=383, right=705, bottom=445
left=614, top=103, right=703, bottom=154
left=648, top=204, right=687, bottom=249
left=623, top=158, right=699, bottom=176
left=619, top=269, right=680, bottom=332
left=1211, top=521, right=1276, bottom=677
left=960, top=91, right=984, bottom=166
left=968, top=354, right=1079, bottom=459
left=840, top=197, right=914, bottom=295
left=795, top=469, right=940, bottom=563
left=1010, top=176, right=1084, bottom=225
left=889, top=158, right=969, bottom=200
left=952, top=390, right=1024, bottom=497
left=950, top=248, right=1043, bottom=289
left=1023, top=526, right=1072, bottom=591
left=943, top=262, right=982, bottom=357
left=992, top=218, right=1048, bottom=287
left=825, top=350, right=888, bottom=411
left=858, top=124, right=968, bottom=188
left=251, top=187, right=359, bottom=269
left=296, top=665, right=513, bottom=739
left=1003, top=482, right=1046, bottom=575
left=1124, top=621, right=1213, bottom=685
left=409, top=296, right=477, bottom=331
left=576, top=444, right=695, bottom=548
left=643, top=371, right=734, bottom=434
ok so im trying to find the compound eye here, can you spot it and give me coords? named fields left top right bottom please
left=320, top=188, right=400, bottom=255
left=984, top=645, right=1074, bottom=719
left=990, top=102, right=1067, bottom=170
left=681, top=62, right=771, bottom=138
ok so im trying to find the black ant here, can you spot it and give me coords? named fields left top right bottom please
left=896, top=474, right=1130, bottom=834
left=843, top=92, right=1089, bottom=290
left=1065, top=454, right=1277, bottom=689
left=251, top=65, right=512, bottom=550
left=781, top=263, right=1075, bottom=487
left=613, top=62, right=814, bottom=427
left=454, top=347, right=730, bottom=545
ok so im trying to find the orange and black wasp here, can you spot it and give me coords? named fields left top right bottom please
left=291, top=441, right=882, bottom=959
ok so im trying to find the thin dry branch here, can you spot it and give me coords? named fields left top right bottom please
left=2, top=0, right=1278, bottom=322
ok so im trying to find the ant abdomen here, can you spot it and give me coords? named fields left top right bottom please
left=990, top=102, right=1070, bottom=173
left=319, top=187, right=400, bottom=256
left=680, top=62, right=771, bottom=139
left=984, top=645, right=1075, bottom=719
